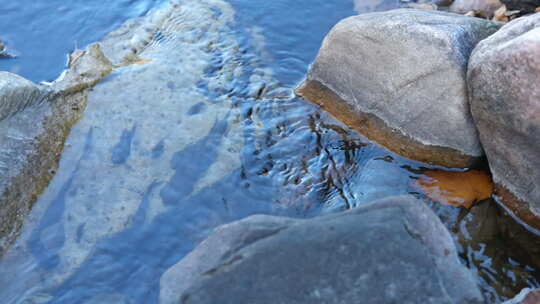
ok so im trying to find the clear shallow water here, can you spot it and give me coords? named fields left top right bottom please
left=0, top=0, right=539, bottom=303
left=0, top=0, right=165, bottom=82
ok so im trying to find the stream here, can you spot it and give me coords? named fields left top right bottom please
left=1, top=0, right=539, bottom=303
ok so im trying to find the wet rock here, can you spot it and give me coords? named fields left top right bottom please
left=0, top=40, right=116, bottom=256
left=0, top=0, right=282, bottom=298
left=297, top=9, right=500, bottom=168
left=468, top=13, right=540, bottom=230
left=504, top=288, right=540, bottom=304
left=0, top=72, right=45, bottom=121
left=160, top=196, right=484, bottom=304
left=53, top=43, right=113, bottom=94
left=0, top=40, right=13, bottom=58
left=500, top=0, right=540, bottom=12
left=449, top=0, right=504, bottom=18
left=0, top=90, right=87, bottom=256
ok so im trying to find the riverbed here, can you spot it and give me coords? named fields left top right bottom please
left=0, top=0, right=539, bottom=303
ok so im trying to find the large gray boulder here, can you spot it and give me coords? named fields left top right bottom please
left=160, top=196, right=484, bottom=304
left=297, top=9, right=501, bottom=168
left=0, top=72, right=44, bottom=121
left=468, top=13, right=540, bottom=231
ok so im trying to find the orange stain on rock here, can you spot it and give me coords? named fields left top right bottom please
left=413, top=169, right=494, bottom=209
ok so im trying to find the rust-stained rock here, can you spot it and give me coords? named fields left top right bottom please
left=297, top=9, right=501, bottom=168
left=297, top=80, right=481, bottom=168
left=468, top=13, right=540, bottom=231
left=504, top=288, right=540, bottom=304
left=413, top=169, right=493, bottom=209
left=450, top=0, right=504, bottom=18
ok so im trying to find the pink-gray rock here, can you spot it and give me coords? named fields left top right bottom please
left=297, top=9, right=501, bottom=168
left=504, top=288, right=540, bottom=304
left=468, top=13, right=540, bottom=230
left=449, top=0, right=504, bottom=17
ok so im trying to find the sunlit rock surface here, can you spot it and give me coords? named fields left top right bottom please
left=468, top=13, right=540, bottom=231
left=298, top=9, right=501, bottom=168
left=160, top=196, right=484, bottom=304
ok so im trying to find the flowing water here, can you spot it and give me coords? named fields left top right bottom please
left=0, top=0, right=539, bottom=303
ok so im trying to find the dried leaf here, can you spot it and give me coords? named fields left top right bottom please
left=413, top=169, right=493, bottom=209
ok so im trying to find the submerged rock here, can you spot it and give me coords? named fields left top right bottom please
left=468, top=13, right=540, bottom=230
left=413, top=169, right=493, bottom=209
left=297, top=9, right=500, bottom=168
left=0, top=24, right=115, bottom=256
left=0, top=83, right=86, bottom=256
left=160, top=196, right=484, bottom=304
left=0, top=0, right=284, bottom=300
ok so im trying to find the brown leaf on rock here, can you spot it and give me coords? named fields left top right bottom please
left=413, top=169, right=494, bottom=209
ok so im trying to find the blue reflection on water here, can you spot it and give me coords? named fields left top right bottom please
left=0, top=0, right=165, bottom=82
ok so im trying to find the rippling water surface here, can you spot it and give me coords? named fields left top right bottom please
left=0, top=1, right=539, bottom=303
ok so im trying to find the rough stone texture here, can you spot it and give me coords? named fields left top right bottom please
left=500, top=0, right=540, bottom=12
left=468, top=13, right=540, bottom=230
left=160, top=196, right=484, bottom=304
left=504, top=288, right=540, bottom=304
left=449, top=0, right=503, bottom=17
left=0, top=43, right=113, bottom=255
left=0, top=72, right=45, bottom=121
left=52, top=43, right=113, bottom=94
left=297, top=9, right=501, bottom=168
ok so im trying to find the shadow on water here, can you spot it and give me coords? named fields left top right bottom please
left=1, top=0, right=540, bottom=303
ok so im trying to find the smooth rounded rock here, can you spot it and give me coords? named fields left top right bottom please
left=297, top=9, right=501, bottom=168
left=160, top=196, right=484, bottom=304
left=468, top=13, right=540, bottom=230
